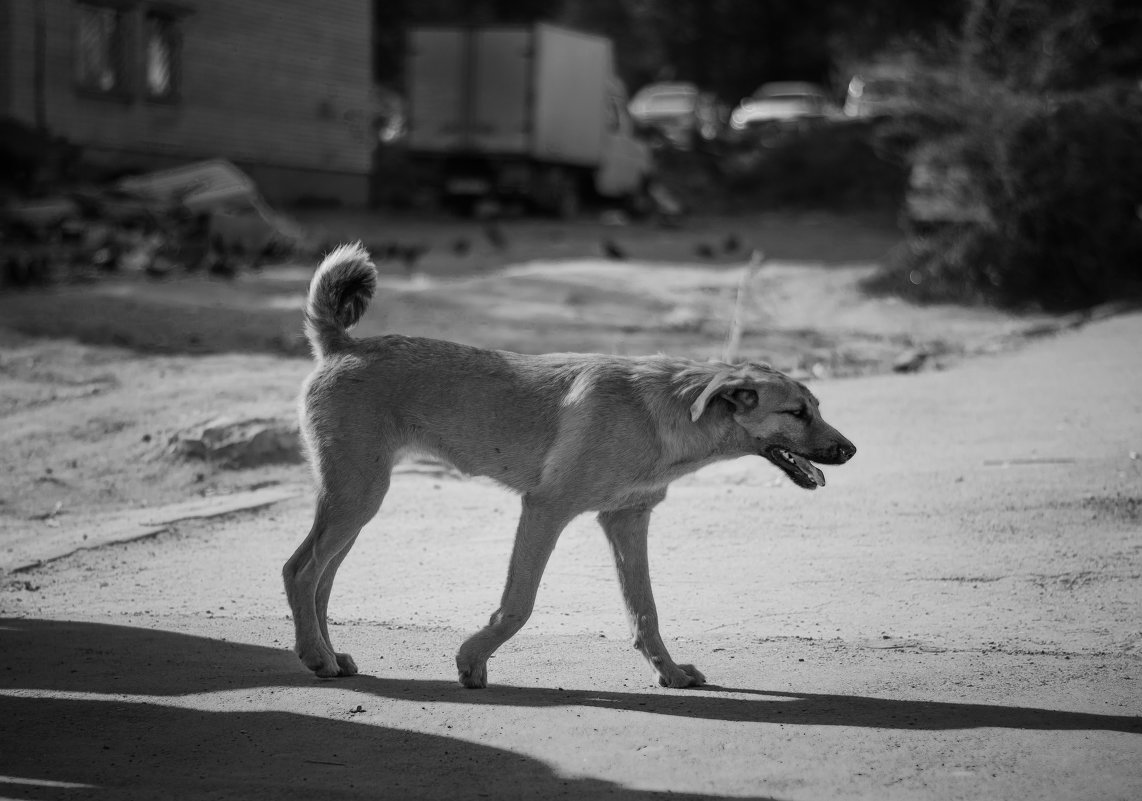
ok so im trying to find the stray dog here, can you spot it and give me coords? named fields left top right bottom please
left=283, top=243, right=856, bottom=689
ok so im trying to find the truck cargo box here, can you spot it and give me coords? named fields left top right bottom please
left=407, top=24, right=613, bottom=167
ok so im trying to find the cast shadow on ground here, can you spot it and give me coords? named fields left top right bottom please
left=0, top=618, right=776, bottom=801
left=1, top=618, right=1138, bottom=799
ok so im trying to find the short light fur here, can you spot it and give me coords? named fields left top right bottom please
left=284, top=243, right=856, bottom=689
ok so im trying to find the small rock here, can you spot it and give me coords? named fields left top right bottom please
left=175, top=417, right=302, bottom=469
left=892, top=348, right=928, bottom=373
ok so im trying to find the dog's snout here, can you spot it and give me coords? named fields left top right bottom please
left=834, top=440, right=857, bottom=463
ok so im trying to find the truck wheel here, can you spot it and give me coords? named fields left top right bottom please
left=445, top=195, right=477, bottom=218
left=550, top=168, right=580, bottom=220
left=625, top=177, right=654, bottom=219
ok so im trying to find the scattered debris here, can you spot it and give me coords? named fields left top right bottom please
left=1, top=159, right=308, bottom=288
left=115, top=158, right=253, bottom=211
left=483, top=222, right=507, bottom=250
left=397, top=243, right=429, bottom=277
left=602, top=239, right=627, bottom=260
left=646, top=180, right=685, bottom=225
left=599, top=209, right=630, bottom=226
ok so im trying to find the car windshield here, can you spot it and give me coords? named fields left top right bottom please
left=641, top=93, right=695, bottom=115
left=753, top=84, right=821, bottom=100
left=757, top=93, right=814, bottom=103
left=864, top=79, right=905, bottom=97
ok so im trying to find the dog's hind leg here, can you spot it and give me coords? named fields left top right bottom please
left=314, top=532, right=362, bottom=675
left=456, top=495, right=573, bottom=688
left=284, top=469, right=389, bottom=678
left=599, top=493, right=706, bottom=688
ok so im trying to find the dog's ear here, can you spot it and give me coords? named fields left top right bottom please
left=726, top=387, right=759, bottom=414
left=691, top=371, right=755, bottom=421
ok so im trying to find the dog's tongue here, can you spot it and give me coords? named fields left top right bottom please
left=791, top=453, right=826, bottom=487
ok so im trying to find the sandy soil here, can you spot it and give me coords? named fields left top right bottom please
left=0, top=214, right=1138, bottom=799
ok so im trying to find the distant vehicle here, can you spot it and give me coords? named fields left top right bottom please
left=729, top=81, right=835, bottom=133
left=843, top=68, right=913, bottom=119
left=405, top=23, right=652, bottom=217
left=628, top=82, right=723, bottom=149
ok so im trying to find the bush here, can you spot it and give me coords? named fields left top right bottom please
left=858, top=17, right=1142, bottom=313
left=720, top=120, right=909, bottom=211
left=648, top=121, right=909, bottom=215
left=876, top=79, right=1142, bottom=311
left=988, top=87, right=1142, bottom=308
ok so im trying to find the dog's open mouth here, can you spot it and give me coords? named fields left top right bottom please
left=764, top=446, right=826, bottom=490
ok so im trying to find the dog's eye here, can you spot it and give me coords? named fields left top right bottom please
left=788, top=407, right=808, bottom=419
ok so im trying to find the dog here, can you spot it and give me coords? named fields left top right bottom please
left=283, top=243, right=856, bottom=689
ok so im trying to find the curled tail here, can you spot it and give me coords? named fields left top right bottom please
left=304, top=242, right=378, bottom=359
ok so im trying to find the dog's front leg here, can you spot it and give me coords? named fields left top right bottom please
left=599, top=500, right=706, bottom=688
left=456, top=496, right=572, bottom=688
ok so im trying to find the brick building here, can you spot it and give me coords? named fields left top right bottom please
left=0, top=0, right=375, bottom=205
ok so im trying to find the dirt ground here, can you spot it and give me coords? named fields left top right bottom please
left=0, top=212, right=1139, bottom=800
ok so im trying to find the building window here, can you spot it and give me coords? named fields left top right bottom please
left=144, top=11, right=180, bottom=100
left=75, top=3, right=130, bottom=95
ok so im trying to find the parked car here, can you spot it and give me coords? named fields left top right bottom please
left=729, top=81, right=836, bottom=135
left=842, top=67, right=913, bottom=119
left=628, top=82, right=724, bottom=149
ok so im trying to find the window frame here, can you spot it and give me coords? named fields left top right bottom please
left=72, top=0, right=191, bottom=105
left=142, top=8, right=183, bottom=104
left=73, top=0, right=136, bottom=102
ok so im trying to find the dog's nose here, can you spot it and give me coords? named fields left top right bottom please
left=835, top=441, right=857, bottom=462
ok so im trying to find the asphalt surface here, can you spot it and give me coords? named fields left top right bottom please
left=2, top=312, right=1140, bottom=800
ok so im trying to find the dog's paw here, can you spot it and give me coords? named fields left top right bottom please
left=299, top=648, right=345, bottom=679
left=657, top=663, right=706, bottom=689
left=457, top=662, right=488, bottom=689
left=335, top=652, right=358, bottom=676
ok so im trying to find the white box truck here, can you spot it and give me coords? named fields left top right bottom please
left=406, top=23, right=651, bottom=216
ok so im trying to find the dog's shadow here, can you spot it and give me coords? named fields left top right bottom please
left=1, top=619, right=1138, bottom=799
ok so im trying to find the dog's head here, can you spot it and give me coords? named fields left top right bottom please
left=690, top=364, right=856, bottom=490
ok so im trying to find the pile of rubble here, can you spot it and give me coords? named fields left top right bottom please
left=1, top=159, right=310, bottom=288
